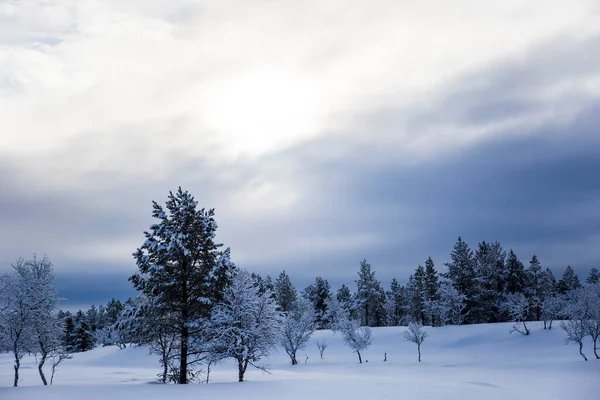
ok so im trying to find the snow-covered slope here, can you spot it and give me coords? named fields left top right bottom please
left=1, top=322, right=598, bottom=399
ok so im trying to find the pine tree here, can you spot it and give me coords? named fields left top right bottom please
left=526, top=255, right=543, bottom=320
left=336, top=284, right=354, bottom=318
left=387, top=278, right=405, bottom=326
left=129, top=188, right=235, bottom=384
left=443, top=237, right=477, bottom=323
left=303, top=277, right=332, bottom=329
left=557, top=266, right=582, bottom=294
left=473, top=241, right=506, bottom=323
left=275, top=270, right=297, bottom=312
left=586, top=268, right=600, bottom=285
left=73, top=310, right=94, bottom=352
left=505, top=250, right=526, bottom=294
left=424, top=258, right=440, bottom=325
left=405, top=266, right=427, bottom=324
left=354, top=259, right=382, bottom=326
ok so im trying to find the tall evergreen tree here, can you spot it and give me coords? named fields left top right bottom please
left=443, top=237, right=477, bottom=323
left=354, top=259, right=382, bottom=327
left=526, top=255, right=543, bottom=320
left=586, top=268, right=600, bottom=285
left=405, top=267, right=426, bottom=325
left=473, top=241, right=507, bottom=322
left=557, top=266, right=582, bottom=294
left=274, top=270, right=297, bottom=312
left=424, top=258, right=440, bottom=325
left=336, top=284, right=354, bottom=318
left=386, top=278, right=405, bottom=326
left=129, top=188, right=235, bottom=384
left=303, top=277, right=332, bottom=329
left=505, top=250, right=526, bottom=294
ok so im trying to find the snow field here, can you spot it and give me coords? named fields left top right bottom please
left=1, top=322, right=598, bottom=399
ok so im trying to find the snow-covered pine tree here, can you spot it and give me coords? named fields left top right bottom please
left=354, top=259, right=383, bottom=327
left=208, top=270, right=282, bottom=382
left=73, top=310, right=95, bottom=352
left=274, top=270, right=297, bottom=312
left=443, top=237, right=477, bottom=324
left=336, top=284, right=355, bottom=319
left=474, top=241, right=507, bottom=323
left=557, top=265, right=582, bottom=294
left=280, top=297, right=316, bottom=365
left=404, top=269, right=426, bottom=325
left=130, top=188, right=236, bottom=384
left=386, top=278, right=405, bottom=326
left=423, top=258, right=441, bottom=326
left=586, top=268, right=599, bottom=285
left=505, top=250, right=526, bottom=294
left=303, top=277, right=332, bottom=329
left=525, top=255, right=543, bottom=321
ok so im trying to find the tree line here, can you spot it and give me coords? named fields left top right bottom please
left=2, top=188, right=599, bottom=386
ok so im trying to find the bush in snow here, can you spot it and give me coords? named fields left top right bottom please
left=208, top=269, right=282, bottom=382
left=280, top=297, right=316, bottom=365
left=404, top=322, right=428, bottom=362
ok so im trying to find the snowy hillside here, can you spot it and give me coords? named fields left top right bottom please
left=1, top=322, right=598, bottom=399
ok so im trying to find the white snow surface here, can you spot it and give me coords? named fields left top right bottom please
left=1, top=322, right=598, bottom=399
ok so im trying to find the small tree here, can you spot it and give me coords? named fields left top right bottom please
left=541, top=295, right=563, bottom=330
left=316, top=340, right=328, bottom=359
left=560, top=319, right=588, bottom=361
left=404, top=322, right=428, bottom=362
left=208, top=270, right=282, bottom=382
left=280, top=297, right=316, bottom=365
left=504, top=293, right=531, bottom=336
left=49, top=349, right=72, bottom=385
left=339, top=319, right=372, bottom=364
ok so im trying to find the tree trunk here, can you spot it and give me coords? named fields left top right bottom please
left=291, top=355, right=297, bottom=365
left=593, top=338, right=599, bottom=359
left=179, top=327, right=188, bottom=384
left=51, top=364, right=57, bottom=385
left=13, top=346, right=20, bottom=387
left=579, top=342, right=588, bottom=361
left=357, top=351, right=362, bottom=364
left=418, top=343, right=421, bottom=362
left=38, top=346, right=48, bottom=385
left=161, top=354, right=168, bottom=384
left=238, top=359, right=248, bottom=382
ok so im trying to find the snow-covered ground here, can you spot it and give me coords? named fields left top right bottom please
left=1, top=322, right=598, bottom=399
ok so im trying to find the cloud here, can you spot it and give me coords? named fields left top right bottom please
left=0, top=1, right=599, bottom=307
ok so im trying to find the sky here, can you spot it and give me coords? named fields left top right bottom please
left=1, top=0, right=600, bottom=310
